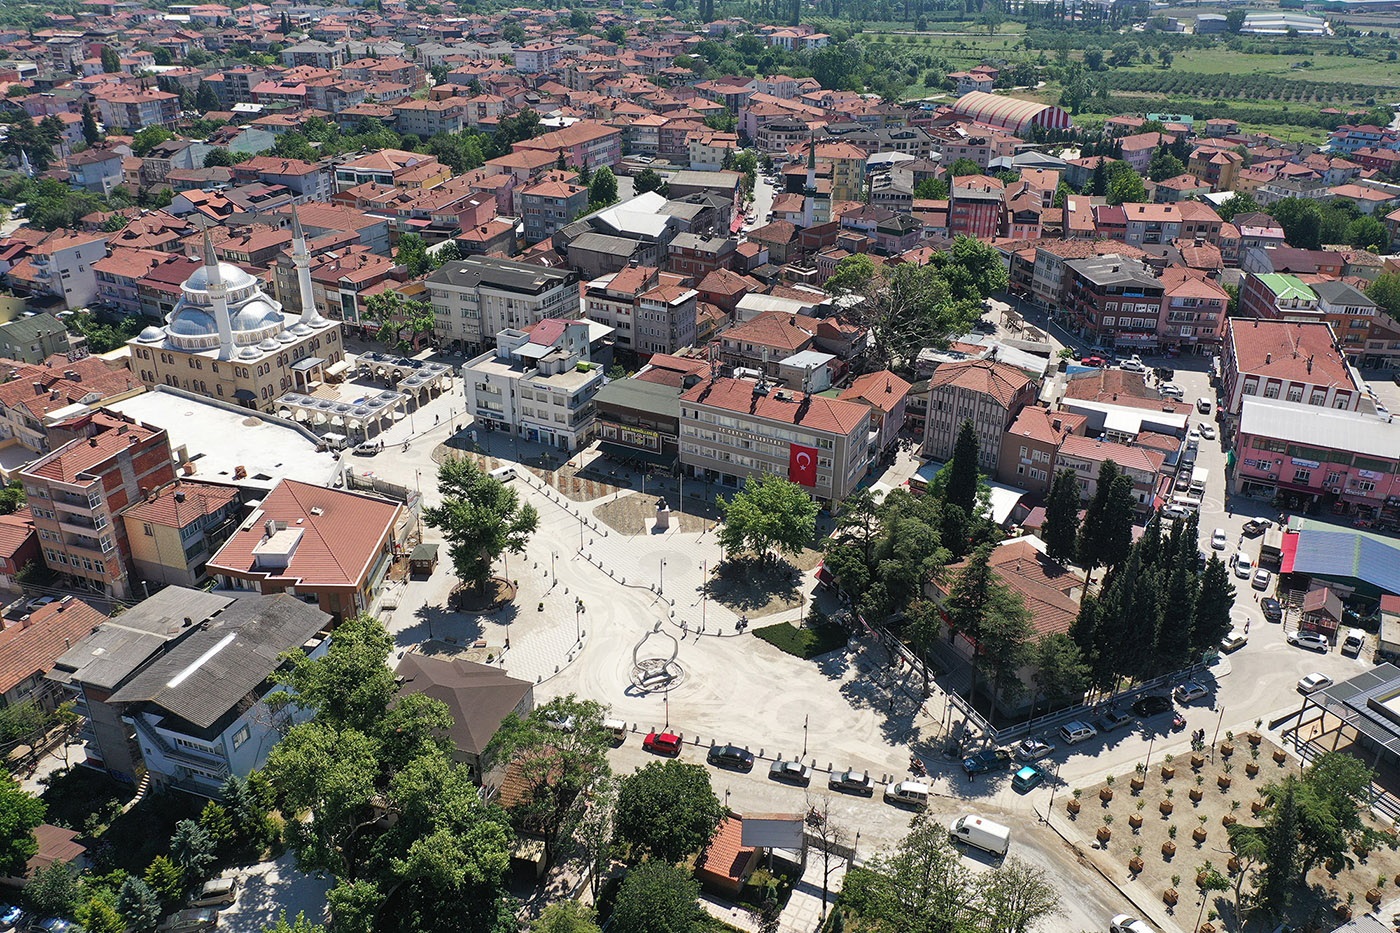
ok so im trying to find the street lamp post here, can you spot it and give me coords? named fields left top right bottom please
left=659, top=559, right=666, bottom=595
left=551, top=551, right=557, bottom=589
left=700, top=560, right=707, bottom=629
left=575, top=597, right=584, bottom=642
left=802, top=714, right=809, bottom=758
left=1210, top=705, right=1226, bottom=763
left=1043, top=759, right=1062, bottom=823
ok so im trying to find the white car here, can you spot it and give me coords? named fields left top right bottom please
left=1188, top=425, right=1201, bottom=442
left=1160, top=383, right=1185, bottom=398
left=1173, top=681, right=1209, bottom=704
left=1119, top=356, right=1146, bottom=373
left=1234, top=552, right=1253, bottom=579
left=1210, top=528, right=1228, bottom=550
left=1199, top=423, right=1216, bottom=440
left=1252, top=568, right=1271, bottom=590
left=1298, top=672, right=1333, bottom=694
left=1288, top=631, right=1330, bottom=653
left=1110, top=915, right=1154, bottom=933
left=1220, top=631, right=1247, bottom=653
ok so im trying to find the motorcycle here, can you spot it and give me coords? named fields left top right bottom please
left=1172, top=712, right=1187, bottom=732
left=909, top=755, right=926, bottom=777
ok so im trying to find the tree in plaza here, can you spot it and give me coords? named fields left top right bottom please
left=943, top=419, right=981, bottom=515
left=1367, top=271, right=1400, bottom=318
left=927, top=235, right=1009, bottom=302
left=362, top=289, right=435, bottom=355
left=483, top=696, right=613, bottom=861
left=976, top=856, right=1064, bottom=932
left=531, top=903, right=601, bottom=933
left=904, top=599, right=943, bottom=697
left=422, top=456, right=539, bottom=594
left=81, top=102, right=101, bottom=145
left=1077, top=461, right=1124, bottom=575
left=1191, top=555, right=1235, bottom=660
left=0, top=780, right=44, bottom=876
left=263, top=912, right=327, bottom=933
left=563, top=775, right=617, bottom=903
left=116, top=877, right=161, bottom=933
left=587, top=166, right=618, bottom=208
left=716, top=474, right=818, bottom=564
left=614, top=760, right=724, bottom=865
left=1216, top=191, right=1260, bottom=224
left=1147, top=147, right=1184, bottom=182
left=608, top=860, right=703, bottom=933
left=1042, top=469, right=1081, bottom=564
left=26, top=861, right=81, bottom=918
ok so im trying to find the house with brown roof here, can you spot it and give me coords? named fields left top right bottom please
left=995, top=406, right=1087, bottom=495
left=717, top=310, right=814, bottom=379
left=1222, top=319, right=1360, bottom=422
left=695, top=816, right=759, bottom=897
left=120, top=479, right=244, bottom=589
left=839, top=369, right=911, bottom=454
left=922, top=359, right=1036, bottom=473
left=0, top=596, right=106, bottom=714
left=930, top=538, right=1086, bottom=714
left=205, top=478, right=404, bottom=620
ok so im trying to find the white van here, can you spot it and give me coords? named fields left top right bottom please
left=1189, top=467, right=1209, bottom=497
left=884, top=780, right=930, bottom=809
left=602, top=718, right=628, bottom=745
left=1341, top=628, right=1367, bottom=658
left=488, top=466, right=517, bottom=482
left=950, top=814, right=1011, bottom=857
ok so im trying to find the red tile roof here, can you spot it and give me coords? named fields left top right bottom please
left=207, top=479, right=401, bottom=589
left=1003, top=405, right=1086, bottom=446
left=929, top=359, right=1031, bottom=409
left=24, top=420, right=165, bottom=483
left=695, top=816, right=756, bottom=888
left=839, top=370, right=912, bottom=413
left=681, top=376, right=869, bottom=435
left=0, top=597, right=107, bottom=695
left=121, top=480, right=240, bottom=529
left=1228, top=319, right=1353, bottom=390
left=944, top=539, right=1082, bottom=638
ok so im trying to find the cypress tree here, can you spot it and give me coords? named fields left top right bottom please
left=80, top=102, right=100, bottom=145
left=943, top=418, right=980, bottom=515
left=1042, top=468, right=1081, bottom=564
left=1192, top=554, right=1236, bottom=659
left=1077, top=460, right=1120, bottom=574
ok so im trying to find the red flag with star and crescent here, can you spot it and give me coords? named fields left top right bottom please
left=789, top=443, right=818, bottom=487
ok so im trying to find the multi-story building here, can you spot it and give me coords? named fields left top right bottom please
left=514, top=41, right=564, bottom=73
left=120, top=479, right=244, bottom=588
left=1238, top=273, right=1319, bottom=321
left=666, top=233, right=736, bottom=281
left=1063, top=254, right=1166, bottom=352
left=1312, top=280, right=1383, bottom=364
left=519, top=180, right=589, bottom=245
left=91, top=86, right=179, bottom=131
left=995, top=406, right=1087, bottom=495
left=462, top=320, right=606, bottom=452
left=6, top=230, right=110, bottom=311
left=1117, top=201, right=1222, bottom=247
left=1157, top=267, right=1229, bottom=355
left=512, top=122, right=622, bottom=171
left=229, top=157, right=331, bottom=202
left=687, top=130, right=738, bottom=170
left=838, top=370, right=913, bottom=456
left=21, top=412, right=178, bottom=600
left=922, top=359, right=1036, bottom=472
left=392, top=96, right=469, bottom=137
left=0, top=313, right=70, bottom=364
left=127, top=228, right=345, bottom=412
left=948, top=181, right=1001, bottom=239
left=426, top=256, right=579, bottom=353
left=678, top=375, right=872, bottom=505
left=1054, top=435, right=1166, bottom=512
left=1234, top=396, right=1400, bottom=518
left=1222, top=319, right=1361, bottom=420
left=332, top=150, right=450, bottom=192
left=635, top=282, right=698, bottom=358
left=718, top=311, right=816, bottom=380
left=207, top=479, right=403, bottom=620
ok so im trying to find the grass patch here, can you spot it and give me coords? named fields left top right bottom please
left=753, top=620, right=848, bottom=659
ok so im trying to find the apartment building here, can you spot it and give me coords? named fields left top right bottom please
left=635, top=282, right=699, bottom=358
left=392, top=96, right=470, bottom=137
left=426, top=256, right=580, bottom=353
left=6, top=230, right=110, bottom=311
left=666, top=233, right=736, bottom=280
left=1312, top=280, right=1400, bottom=368
left=1157, top=267, right=1229, bottom=355
left=120, top=479, right=244, bottom=588
left=512, top=122, right=623, bottom=171
left=1054, top=435, right=1165, bottom=512
left=91, top=86, right=179, bottom=131
left=995, top=406, right=1087, bottom=495
left=1117, top=201, right=1222, bottom=247
left=1238, top=273, right=1319, bottom=320
left=515, top=41, right=564, bottom=73
left=519, top=180, right=589, bottom=245
left=922, top=359, right=1036, bottom=472
left=1063, top=254, right=1166, bottom=352
left=678, top=376, right=871, bottom=505
left=1222, top=319, right=1361, bottom=419
left=462, top=320, right=606, bottom=452
left=21, top=413, right=178, bottom=600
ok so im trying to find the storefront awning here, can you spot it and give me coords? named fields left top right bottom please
left=599, top=441, right=675, bottom=469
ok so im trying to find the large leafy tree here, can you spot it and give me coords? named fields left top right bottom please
left=423, top=457, right=540, bottom=593
left=1216, top=191, right=1260, bottom=223
left=1147, top=147, right=1184, bottom=182
left=824, top=256, right=983, bottom=369
left=362, top=290, right=436, bottom=355
left=587, top=166, right=618, bottom=208
left=26, top=861, right=81, bottom=918
left=608, top=860, right=704, bottom=933
left=716, top=474, right=817, bottom=563
left=0, top=779, right=44, bottom=876
left=615, top=760, right=724, bottom=865
left=1367, top=270, right=1400, bottom=318
left=1042, top=469, right=1081, bottom=564
left=1032, top=633, right=1089, bottom=709
left=483, top=696, right=613, bottom=860
left=977, top=584, right=1035, bottom=710
left=1104, top=160, right=1146, bottom=205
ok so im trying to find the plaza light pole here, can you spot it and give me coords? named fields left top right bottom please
left=802, top=714, right=809, bottom=758
left=700, top=560, right=707, bottom=630
left=575, top=597, right=584, bottom=642
left=551, top=551, right=557, bottom=589
left=659, top=559, right=666, bottom=595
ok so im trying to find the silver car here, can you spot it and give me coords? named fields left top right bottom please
left=768, top=759, right=811, bottom=786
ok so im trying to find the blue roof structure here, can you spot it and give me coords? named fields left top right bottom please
left=1290, top=529, right=1400, bottom=598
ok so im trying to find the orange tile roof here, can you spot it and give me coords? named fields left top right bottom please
left=24, top=420, right=165, bottom=483
left=0, top=597, right=107, bottom=695
left=945, top=539, right=1083, bottom=638
left=1003, top=405, right=1086, bottom=446
left=723, top=311, right=813, bottom=353
left=695, top=816, right=755, bottom=887
left=207, top=479, right=401, bottom=589
left=929, top=359, right=1031, bottom=409
left=840, top=370, right=912, bottom=413
left=681, top=377, right=869, bottom=435
left=1228, top=319, right=1352, bottom=390
left=122, top=479, right=240, bottom=529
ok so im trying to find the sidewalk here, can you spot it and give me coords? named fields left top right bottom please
left=778, top=853, right=848, bottom=933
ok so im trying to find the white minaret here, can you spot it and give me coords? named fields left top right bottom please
left=290, top=205, right=326, bottom=327
left=202, top=229, right=235, bottom=360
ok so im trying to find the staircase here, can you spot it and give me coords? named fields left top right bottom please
left=120, top=772, right=153, bottom=815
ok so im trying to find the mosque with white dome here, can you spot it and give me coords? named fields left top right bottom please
left=126, top=208, right=346, bottom=412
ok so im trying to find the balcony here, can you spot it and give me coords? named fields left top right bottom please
left=58, top=514, right=100, bottom=536
left=53, top=494, right=97, bottom=515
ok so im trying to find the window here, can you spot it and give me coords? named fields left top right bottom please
left=1325, top=472, right=1343, bottom=486
left=1293, top=468, right=1312, bottom=484
left=231, top=725, right=250, bottom=749
left=143, top=522, right=154, bottom=536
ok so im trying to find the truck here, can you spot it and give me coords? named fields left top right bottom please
left=1189, top=467, right=1209, bottom=498
left=950, top=814, right=1011, bottom=857
left=1260, top=526, right=1284, bottom=569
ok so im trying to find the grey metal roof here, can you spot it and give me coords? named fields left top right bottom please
left=1312, top=662, right=1400, bottom=758
left=594, top=377, right=681, bottom=419
left=0, top=312, right=64, bottom=345
left=568, top=232, right=643, bottom=257
left=427, top=256, right=575, bottom=294
left=50, top=588, right=235, bottom=691
left=1063, top=254, right=1161, bottom=289
left=1240, top=397, right=1400, bottom=461
left=107, top=594, right=330, bottom=729
left=394, top=652, right=532, bottom=757
left=1311, top=279, right=1374, bottom=307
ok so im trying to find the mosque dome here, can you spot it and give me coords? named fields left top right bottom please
left=183, top=261, right=258, bottom=294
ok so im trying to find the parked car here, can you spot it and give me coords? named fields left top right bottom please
left=353, top=442, right=379, bottom=455
left=0, top=906, right=24, bottom=933
left=1220, top=631, right=1248, bottom=653
left=1261, top=597, right=1283, bottom=623
left=1011, top=765, right=1045, bottom=793
left=1080, top=355, right=1106, bottom=367
left=828, top=768, right=875, bottom=795
left=25, top=595, right=56, bottom=613
left=706, top=744, right=755, bottom=771
left=189, top=877, right=238, bottom=909
left=1173, top=682, right=1209, bottom=704
left=1234, top=552, right=1253, bottom=579
left=1161, top=505, right=1191, bottom=521
left=768, top=759, right=812, bottom=786
left=1288, top=631, right=1330, bottom=653
left=1196, top=397, right=1212, bottom=414
left=1057, top=720, right=1098, bottom=745
left=158, top=909, right=216, bottom=933
left=1096, top=708, right=1133, bottom=732
left=1131, top=694, right=1173, bottom=717
left=1119, top=355, right=1147, bottom=373
left=1252, top=568, right=1271, bottom=591
left=1110, top=915, right=1154, bottom=933
left=642, top=731, right=682, bottom=755
left=1210, top=528, right=1228, bottom=550
left=1199, top=423, right=1216, bottom=440
left=1298, top=672, right=1333, bottom=694
left=1013, top=737, right=1056, bottom=761
left=1242, top=519, right=1271, bottom=537
left=962, top=748, right=1012, bottom=775
left=34, top=920, right=77, bottom=933
left=1160, top=382, right=1185, bottom=398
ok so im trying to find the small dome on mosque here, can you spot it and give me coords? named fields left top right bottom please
left=167, top=307, right=218, bottom=337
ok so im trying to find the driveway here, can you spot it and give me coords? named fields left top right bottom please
left=217, top=854, right=332, bottom=933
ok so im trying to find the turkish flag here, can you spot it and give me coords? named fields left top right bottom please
left=789, top=443, right=818, bottom=487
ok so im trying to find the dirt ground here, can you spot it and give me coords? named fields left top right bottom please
left=703, top=549, right=825, bottom=619
left=1067, top=735, right=1400, bottom=931
left=594, top=492, right=712, bottom=534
